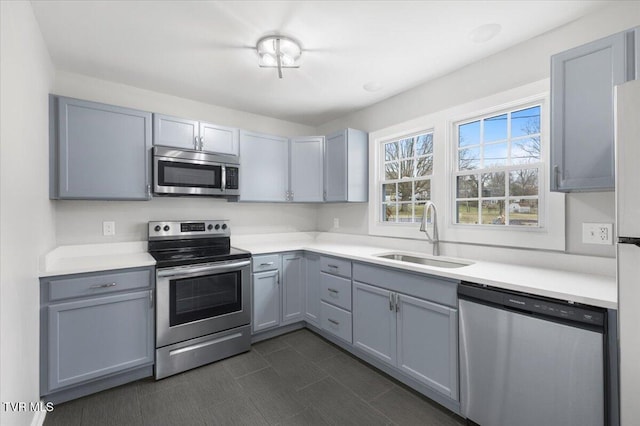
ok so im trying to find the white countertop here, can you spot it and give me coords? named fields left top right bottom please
left=40, top=234, right=617, bottom=309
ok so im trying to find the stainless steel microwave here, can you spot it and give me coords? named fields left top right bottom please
left=153, top=146, right=240, bottom=197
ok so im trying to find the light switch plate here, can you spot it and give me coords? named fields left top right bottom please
left=582, top=223, right=613, bottom=245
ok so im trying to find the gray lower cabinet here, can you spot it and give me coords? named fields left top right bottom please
left=353, top=274, right=458, bottom=400
left=324, top=128, right=368, bottom=202
left=40, top=267, right=154, bottom=403
left=252, top=269, right=280, bottom=332
left=153, top=113, right=239, bottom=156
left=550, top=27, right=639, bottom=192
left=304, top=253, right=321, bottom=325
left=50, top=95, right=152, bottom=200
left=281, top=253, right=305, bottom=325
left=240, top=131, right=290, bottom=202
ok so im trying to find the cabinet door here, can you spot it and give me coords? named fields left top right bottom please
left=55, top=97, right=152, bottom=200
left=200, top=122, right=239, bottom=156
left=153, top=114, right=199, bottom=150
left=352, top=282, right=396, bottom=366
left=47, top=291, right=154, bottom=391
left=324, top=130, right=348, bottom=202
left=281, top=253, right=305, bottom=325
left=290, top=136, right=324, bottom=202
left=550, top=31, right=628, bottom=191
left=239, top=131, right=289, bottom=201
left=396, top=294, right=458, bottom=399
left=304, top=253, right=321, bottom=325
left=252, top=270, right=280, bottom=333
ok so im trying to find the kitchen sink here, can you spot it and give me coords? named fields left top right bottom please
left=375, top=252, right=473, bottom=268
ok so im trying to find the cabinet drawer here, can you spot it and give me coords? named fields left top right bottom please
left=320, top=273, right=352, bottom=311
left=320, top=256, right=351, bottom=278
left=252, top=255, right=279, bottom=272
left=46, top=269, right=152, bottom=302
left=321, top=302, right=352, bottom=343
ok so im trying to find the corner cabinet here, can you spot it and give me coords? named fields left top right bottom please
left=153, top=113, right=239, bottom=156
left=550, top=27, right=639, bottom=192
left=324, top=128, right=368, bottom=202
left=40, top=267, right=154, bottom=403
left=50, top=96, right=152, bottom=200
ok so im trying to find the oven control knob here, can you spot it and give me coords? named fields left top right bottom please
left=207, top=224, right=213, bottom=231
left=154, top=225, right=161, bottom=232
left=221, top=224, right=228, bottom=230
left=214, top=224, right=220, bottom=230
left=163, top=225, right=170, bottom=232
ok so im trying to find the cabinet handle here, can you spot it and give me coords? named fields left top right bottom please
left=260, top=262, right=275, bottom=266
left=199, top=136, right=204, bottom=150
left=328, top=264, right=339, bottom=269
left=389, top=293, right=394, bottom=311
left=327, top=288, right=339, bottom=294
left=395, top=293, right=400, bottom=312
left=553, top=165, right=559, bottom=189
left=149, top=290, right=153, bottom=308
left=90, top=283, right=117, bottom=289
left=194, top=136, right=199, bottom=150
left=323, top=190, right=327, bottom=201
left=146, top=184, right=152, bottom=198
left=328, top=318, right=340, bottom=326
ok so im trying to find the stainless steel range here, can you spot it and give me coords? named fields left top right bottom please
left=148, top=220, right=251, bottom=379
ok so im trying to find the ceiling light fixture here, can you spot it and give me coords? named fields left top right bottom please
left=256, top=35, right=302, bottom=79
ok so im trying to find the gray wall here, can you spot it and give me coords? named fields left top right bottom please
left=316, top=2, right=639, bottom=258
left=0, top=2, right=56, bottom=425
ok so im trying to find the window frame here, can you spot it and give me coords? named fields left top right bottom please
left=452, top=101, right=545, bottom=229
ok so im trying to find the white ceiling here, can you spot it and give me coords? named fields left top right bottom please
left=31, top=0, right=611, bottom=126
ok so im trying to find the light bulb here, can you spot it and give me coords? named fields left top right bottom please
left=261, top=53, right=276, bottom=66
left=281, top=54, right=294, bottom=67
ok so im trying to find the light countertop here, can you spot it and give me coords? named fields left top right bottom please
left=40, top=234, right=617, bottom=309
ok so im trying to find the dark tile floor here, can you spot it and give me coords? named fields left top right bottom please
left=44, top=329, right=466, bottom=426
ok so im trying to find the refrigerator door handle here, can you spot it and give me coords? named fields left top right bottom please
left=618, top=237, right=640, bottom=247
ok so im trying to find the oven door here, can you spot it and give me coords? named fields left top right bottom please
left=154, top=156, right=224, bottom=196
left=156, top=259, right=251, bottom=347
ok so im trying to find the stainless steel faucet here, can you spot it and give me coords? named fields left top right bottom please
left=419, top=201, right=439, bottom=256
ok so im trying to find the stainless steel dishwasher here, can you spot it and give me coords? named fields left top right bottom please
left=458, top=282, right=608, bottom=426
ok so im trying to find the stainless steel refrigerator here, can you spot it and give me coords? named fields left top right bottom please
left=615, top=78, right=640, bottom=425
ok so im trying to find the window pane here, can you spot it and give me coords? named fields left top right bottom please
left=385, top=142, right=398, bottom=161
left=398, top=182, right=412, bottom=202
left=483, top=143, right=508, bottom=167
left=459, top=121, right=480, bottom=147
left=415, top=179, right=431, bottom=201
left=481, top=200, right=506, bottom=225
left=385, top=162, right=398, bottom=180
left=512, top=137, right=540, bottom=164
left=481, top=172, right=505, bottom=197
left=398, top=203, right=413, bottom=222
left=484, top=113, right=507, bottom=142
left=382, top=203, right=396, bottom=222
left=416, top=134, right=433, bottom=155
left=399, top=138, right=414, bottom=158
left=456, top=201, right=479, bottom=224
left=509, top=169, right=538, bottom=196
left=400, top=160, right=414, bottom=178
left=512, top=106, right=540, bottom=138
left=508, top=199, right=538, bottom=226
left=415, top=202, right=426, bottom=221
left=382, top=183, right=396, bottom=202
left=457, top=175, right=478, bottom=198
left=458, top=147, right=481, bottom=170
left=416, top=156, right=433, bottom=176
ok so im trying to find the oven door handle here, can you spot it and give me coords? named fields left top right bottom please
left=157, top=260, right=251, bottom=279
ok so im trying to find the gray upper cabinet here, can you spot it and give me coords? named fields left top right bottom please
left=50, top=96, right=152, bottom=200
left=324, top=128, right=368, bottom=202
left=290, top=136, right=324, bottom=202
left=239, top=130, right=290, bottom=202
left=551, top=27, right=638, bottom=192
left=153, top=113, right=239, bottom=156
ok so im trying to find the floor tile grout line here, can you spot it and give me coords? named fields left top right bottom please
left=231, top=364, right=272, bottom=381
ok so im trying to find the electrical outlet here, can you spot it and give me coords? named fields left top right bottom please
left=333, top=218, right=340, bottom=229
left=582, top=223, right=613, bottom=245
left=103, top=221, right=116, bottom=236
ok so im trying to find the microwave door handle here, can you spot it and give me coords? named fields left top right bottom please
left=221, top=165, right=226, bottom=192
left=157, top=260, right=250, bottom=279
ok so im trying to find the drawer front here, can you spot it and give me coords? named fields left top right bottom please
left=320, top=256, right=352, bottom=278
left=252, top=254, right=280, bottom=272
left=320, top=301, right=352, bottom=343
left=320, top=273, right=352, bottom=311
left=47, top=269, right=152, bottom=302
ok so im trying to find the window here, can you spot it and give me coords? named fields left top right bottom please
left=381, top=132, right=433, bottom=223
left=454, top=105, right=541, bottom=227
